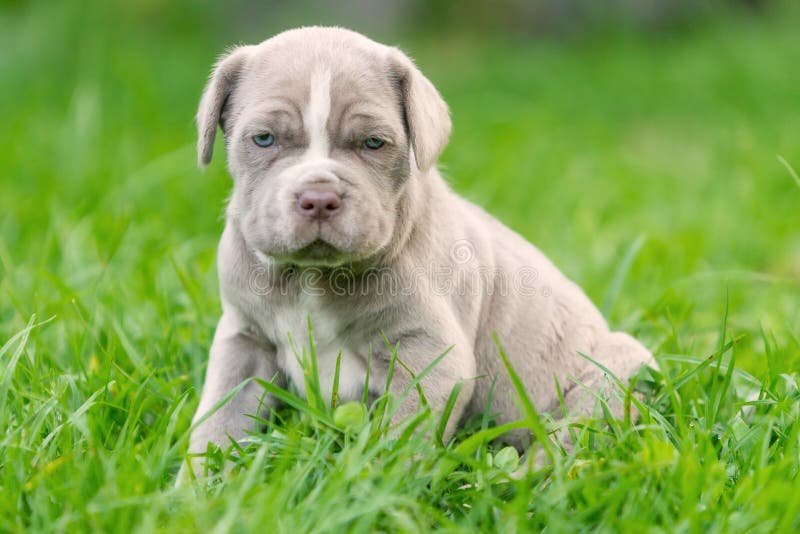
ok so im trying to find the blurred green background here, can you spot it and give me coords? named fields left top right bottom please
left=1, top=0, right=799, bottom=529
left=1, top=0, right=797, bottom=373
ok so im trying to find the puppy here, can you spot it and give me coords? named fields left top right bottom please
left=180, top=26, right=654, bottom=479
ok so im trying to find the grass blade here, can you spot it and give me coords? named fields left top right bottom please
left=436, top=381, right=464, bottom=447
left=777, top=155, right=800, bottom=189
left=601, top=234, right=647, bottom=318
left=493, top=333, right=555, bottom=464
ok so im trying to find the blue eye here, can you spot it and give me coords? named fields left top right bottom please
left=253, top=133, right=275, bottom=147
left=363, top=137, right=385, bottom=150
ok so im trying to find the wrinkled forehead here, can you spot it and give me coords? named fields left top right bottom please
left=235, top=36, right=402, bottom=123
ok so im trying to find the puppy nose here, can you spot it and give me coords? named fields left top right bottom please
left=296, top=189, right=342, bottom=220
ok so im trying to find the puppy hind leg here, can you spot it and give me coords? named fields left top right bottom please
left=526, top=332, right=655, bottom=468
left=563, top=331, right=655, bottom=422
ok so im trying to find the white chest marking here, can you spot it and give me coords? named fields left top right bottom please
left=303, top=67, right=332, bottom=160
left=268, top=295, right=366, bottom=404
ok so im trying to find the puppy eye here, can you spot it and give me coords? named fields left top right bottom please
left=363, top=137, right=385, bottom=150
left=252, top=133, right=276, bottom=148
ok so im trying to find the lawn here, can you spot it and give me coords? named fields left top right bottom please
left=1, top=1, right=799, bottom=532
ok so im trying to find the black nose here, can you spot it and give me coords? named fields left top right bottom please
left=296, top=189, right=342, bottom=220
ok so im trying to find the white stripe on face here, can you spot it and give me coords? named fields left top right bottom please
left=303, top=67, right=332, bottom=160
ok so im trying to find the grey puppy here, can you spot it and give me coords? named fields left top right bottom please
left=180, top=26, right=654, bottom=480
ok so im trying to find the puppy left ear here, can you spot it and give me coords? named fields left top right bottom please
left=389, top=48, right=452, bottom=171
left=196, top=45, right=254, bottom=167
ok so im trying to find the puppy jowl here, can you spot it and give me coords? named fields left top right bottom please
left=180, top=26, right=655, bottom=482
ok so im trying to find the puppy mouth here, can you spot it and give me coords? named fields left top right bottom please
left=250, top=215, right=371, bottom=267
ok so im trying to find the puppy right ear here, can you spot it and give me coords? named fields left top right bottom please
left=196, top=46, right=253, bottom=167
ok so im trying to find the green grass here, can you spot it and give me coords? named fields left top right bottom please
left=1, top=1, right=799, bottom=532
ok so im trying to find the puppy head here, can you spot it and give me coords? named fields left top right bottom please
left=197, top=27, right=451, bottom=267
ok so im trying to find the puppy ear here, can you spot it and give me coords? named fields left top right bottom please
left=196, top=46, right=253, bottom=167
left=389, top=49, right=452, bottom=171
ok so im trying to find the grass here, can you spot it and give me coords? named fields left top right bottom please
left=1, top=1, right=799, bottom=531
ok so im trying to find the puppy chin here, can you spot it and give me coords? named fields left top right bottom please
left=252, top=237, right=356, bottom=268
left=284, top=240, right=352, bottom=267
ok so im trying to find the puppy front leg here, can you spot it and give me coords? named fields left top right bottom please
left=178, top=314, right=280, bottom=484
left=373, top=335, right=475, bottom=444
